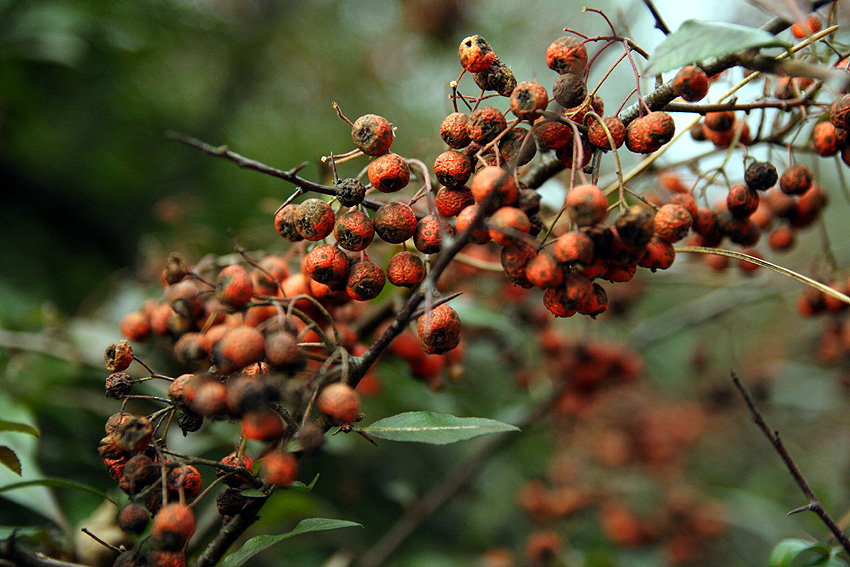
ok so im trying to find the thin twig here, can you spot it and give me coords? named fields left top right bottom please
left=642, top=0, right=671, bottom=35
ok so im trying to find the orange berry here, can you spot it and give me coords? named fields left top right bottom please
left=387, top=251, right=426, bottom=288
left=151, top=503, right=196, bottom=551
left=509, top=81, right=549, bottom=121
left=104, top=340, right=134, bottom=372
left=305, top=244, right=350, bottom=286
left=471, top=166, right=518, bottom=212
left=351, top=114, right=393, bottom=156
left=488, top=206, right=531, bottom=246
left=241, top=408, right=285, bottom=442
left=295, top=199, right=335, bottom=241
left=546, top=36, right=588, bottom=75
left=653, top=203, right=693, bottom=242
left=417, top=304, right=461, bottom=354
left=672, top=65, right=709, bottom=102
left=368, top=152, right=410, bottom=193
left=440, top=112, right=470, bottom=148
left=261, top=451, right=299, bottom=487
left=565, top=184, right=607, bottom=227
left=212, top=325, right=265, bottom=375
left=318, top=382, right=361, bottom=423
left=458, top=35, right=496, bottom=73
left=374, top=202, right=417, bottom=244
left=215, top=264, right=254, bottom=310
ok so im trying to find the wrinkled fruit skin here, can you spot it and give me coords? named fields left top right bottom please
left=417, top=304, right=461, bottom=355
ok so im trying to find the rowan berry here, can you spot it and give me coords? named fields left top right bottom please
left=119, top=311, right=151, bottom=342
left=189, top=378, right=229, bottom=417
left=587, top=116, right=626, bottom=150
left=552, top=73, right=586, bottom=109
left=105, top=372, right=133, bottom=400
left=704, top=111, right=735, bottom=132
left=553, top=230, right=594, bottom=264
left=565, top=184, right=608, bottom=227
left=211, top=325, right=265, bottom=374
left=471, top=166, right=518, bottom=211
left=418, top=304, right=461, bottom=354
left=414, top=214, right=454, bottom=254
left=335, top=177, right=367, bottom=207
left=473, top=56, right=517, bottom=97
left=468, top=106, right=507, bottom=144
left=812, top=121, right=842, bottom=157
left=672, top=65, right=709, bottom=102
left=168, top=464, right=202, bottom=499
left=274, top=204, right=304, bottom=242
left=261, top=451, right=299, bottom=487
left=692, top=208, right=720, bottom=238
left=525, top=251, right=564, bottom=289
left=488, top=206, right=531, bottom=247
left=368, top=152, right=410, bottom=193
left=434, top=150, right=472, bottom=188
left=104, top=340, right=134, bottom=373
left=726, top=184, right=759, bottom=217
left=346, top=261, right=386, bottom=301
left=295, top=199, right=335, bottom=241
left=767, top=224, right=795, bottom=250
left=499, top=127, right=536, bottom=166
left=458, top=35, right=496, bottom=73
left=218, top=452, right=255, bottom=487
left=716, top=210, right=760, bottom=246
left=791, top=13, right=821, bottom=38
left=241, top=408, right=285, bottom=442
left=119, top=453, right=157, bottom=495
left=317, top=382, right=361, bottom=424
left=103, top=455, right=126, bottom=482
left=305, top=244, right=349, bottom=286
left=176, top=410, right=203, bottom=435
left=435, top=185, right=475, bottom=218
left=625, top=111, right=675, bottom=154
left=653, top=203, right=693, bottom=242
left=216, top=488, right=248, bottom=517
left=576, top=282, right=608, bottom=317
left=351, top=114, right=394, bottom=156
left=334, top=211, right=374, bottom=252
left=440, top=112, right=471, bottom=148
left=118, top=503, right=150, bottom=534
left=455, top=204, right=492, bottom=244
left=831, top=94, right=850, bottom=130
left=790, top=183, right=828, bottom=227
left=387, top=251, right=426, bottom=287
left=546, top=36, right=588, bottom=75
left=555, top=136, right=592, bottom=169
left=779, top=164, right=812, bottom=195
left=510, top=81, right=549, bottom=121
left=638, top=236, right=676, bottom=271
left=163, top=252, right=191, bottom=286
left=744, top=160, right=778, bottom=191
left=525, top=530, right=562, bottom=566
left=151, top=503, right=196, bottom=551
left=543, top=287, right=577, bottom=318
left=116, top=415, right=153, bottom=454
left=264, top=331, right=305, bottom=372
left=374, top=202, right=417, bottom=243
left=215, top=265, right=254, bottom=310
left=225, top=375, right=267, bottom=416
left=614, top=205, right=655, bottom=248
left=500, top=240, right=537, bottom=287
left=534, top=117, right=572, bottom=150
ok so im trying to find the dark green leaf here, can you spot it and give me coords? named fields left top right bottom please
left=290, top=474, right=319, bottom=493
left=238, top=489, right=268, bottom=498
left=0, top=477, right=118, bottom=506
left=0, top=421, right=40, bottom=437
left=0, top=447, right=21, bottom=476
left=768, top=538, right=845, bottom=567
left=364, top=412, right=519, bottom=445
left=220, top=518, right=362, bottom=567
left=644, top=19, right=790, bottom=75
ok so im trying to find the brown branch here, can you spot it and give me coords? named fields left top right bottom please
left=642, top=0, right=671, bottom=35
left=664, top=97, right=817, bottom=115
left=732, top=372, right=850, bottom=557
left=191, top=494, right=269, bottom=567
left=0, top=534, right=93, bottom=567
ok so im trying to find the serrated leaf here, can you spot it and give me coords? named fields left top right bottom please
left=0, top=447, right=21, bottom=476
left=644, top=19, right=790, bottom=75
left=770, top=538, right=832, bottom=567
left=363, top=412, right=519, bottom=445
left=220, top=518, right=361, bottom=567
left=0, top=421, right=40, bottom=437
left=0, top=478, right=118, bottom=506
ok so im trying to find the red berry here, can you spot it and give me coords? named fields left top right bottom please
left=791, top=13, right=821, bottom=38
left=440, top=113, right=471, bottom=148
left=510, top=81, right=549, bottom=121
left=638, top=235, right=676, bottom=270
left=625, top=111, right=675, bottom=154
left=812, top=121, right=842, bottom=156
left=387, top=251, right=426, bottom=287
left=525, top=251, right=564, bottom=289
left=261, top=451, right=299, bottom=487
left=215, top=264, right=254, bottom=310
left=150, top=503, right=196, bottom=551
left=241, top=408, right=285, bottom=442
left=351, top=114, right=394, bottom=156
left=274, top=204, right=304, bottom=242
left=467, top=106, right=507, bottom=144
left=212, top=325, right=265, bottom=374
left=546, top=36, right=588, bottom=75
left=779, top=164, right=813, bottom=195
left=368, top=152, right=410, bottom=193
left=653, top=203, right=693, bottom=242
left=727, top=184, right=759, bottom=217
left=218, top=452, right=255, bottom=487
left=264, top=331, right=305, bottom=373
left=704, top=111, right=735, bottom=132
left=119, top=311, right=151, bottom=341
left=104, top=340, right=134, bottom=372
left=334, top=211, right=375, bottom=252
left=305, top=244, right=349, bottom=286
left=471, top=166, right=518, bottom=212
left=553, top=230, right=594, bottom=264
left=565, top=184, right=608, bottom=227
left=345, top=261, right=386, bottom=301
left=455, top=204, right=492, bottom=244
left=435, top=185, right=475, bottom=218
left=374, top=202, right=418, bottom=244
left=458, top=35, right=496, bottom=73
left=672, top=65, right=709, bottom=102
left=417, top=304, right=461, bottom=355
left=434, top=150, right=472, bottom=188
left=317, top=382, right=361, bottom=423
left=500, top=240, right=537, bottom=287
left=488, top=206, right=531, bottom=247
left=414, top=214, right=454, bottom=254
left=587, top=116, right=626, bottom=150
left=295, top=199, right=335, bottom=241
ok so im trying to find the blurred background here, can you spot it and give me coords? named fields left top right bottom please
left=3, top=1, right=850, bottom=566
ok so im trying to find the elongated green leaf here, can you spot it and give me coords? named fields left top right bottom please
left=290, top=474, right=319, bottom=493
left=238, top=489, right=268, bottom=498
left=220, top=518, right=362, bottom=567
left=364, top=412, right=519, bottom=445
left=0, top=478, right=118, bottom=506
left=644, top=19, right=790, bottom=75
left=0, top=421, right=40, bottom=437
left=768, top=538, right=847, bottom=567
left=0, top=447, right=21, bottom=476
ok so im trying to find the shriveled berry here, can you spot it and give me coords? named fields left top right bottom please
left=525, top=251, right=564, bottom=288
left=368, top=152, right=410, bottom=193
left=546, top=36, right=588, bottom=75
left=553, top=230, right=594, bottom=264
left=115, top=415, right=153, bottom=454
left=468, top=106, right=507, bottom=144
left=387, top=251, right=426, bottom=287
left=552, top=73, right=586, bottom=109
left=241, top=408, right=285, bottom=442
left=440, top=113, right=471, bottom=148
left=264, top=331, right=305, bottom=372
left=576, top=282, right=608, bottom=317
left=261, top=451, right=299, bottom=487
left=458, top=35, right=496, bottom=73
left=414, top=214, right=454, bottom=254
left=435, top=185, right=475, bottom=218
left=318, top=382, right=360, bottom=423
left=812, top=121, right=841, bottom=157
left=615, top=205, right=655, bottom=247
left=566, top=184, right=608, bottom=227
left=119, top=453, right=157, bottom=495
left=455, top=204, right=492, bottom=244
left=471, top=166, right=518, bottom=211
left=335, top=178, right=367, bottom=207
left=779, top=164, right=812, bottom=195
left=672, top=65, right=709, bottom=102
left=745, top=161, right=778, bottom=191
left=543, top=287, right=576, bottom=317
left=295, top=199, right=335, bottom=241
left=534, top=117, right=572, bottom=150
left=305, top=244, right=349, bottom=286
left=274, top=204, right=304, bottom=242
left=106, top=372, right=133, bottom=399
left=218, top=452, right=255, bottom=487
left=216, top=488, right=248, bottom=517
left=625, top=111, right=675, bottom=154
left=417, top=304, right=461, bottom=354
left=473, top=56, right=517, bottom=97
left=434, top=150, right=472, bottom=188
left=346, top=261, right=386, bottom=301
left=831, top=94, right=850, bottom=130
left=351, top=114, right=394, bottom=156
left=176, top=410, right=203, bottom=435
left=587, top=116, right=626, bottom=150
left=151, top=503, right=195, bottom=551
left=500, top=241, right=536, bottom=287
left=168, top=464, right=202, bottom=499
left=499, top=127, right=536, bottom=166
left=510, top=81, right=549, bottom=121
left=704, top=111, right=735, bottom=132
left=488, top=206, right=531, bottom=247
left=653, top=203, right=693, bottom=243
left=105, top=340, right=134, bottom=373
left=374, top=202, right=417, bottom=243
left=212, top=325, right=265, bottom=375
left=727, top=184, right=759, bottom=217
left=118, top=503, right=150, bottom=534
left=215, top=264, right=254, bottom=310
left=334, top=211, right=374, bottom=252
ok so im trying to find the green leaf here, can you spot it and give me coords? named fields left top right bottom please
left=290, top=474, right=319, bottom=493
left=768, top=538, right=849, bottom=567
left=238, top=489, right=268, bottom=498
left=220, top=518, right=362, bottom=567
left=363, top=412, right=519, bottom=445
left=644, top=19, right=790, bottom=75
left=0, top=421, right=40, bottom=437
left=0, top=477, right=118, bottom=506
left=0, top=447, right=21, bottom=476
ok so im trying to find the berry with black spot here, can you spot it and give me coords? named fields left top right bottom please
left=576, top=282, right=608, bottom=318
left=318, top=382, right=361, bottom=423
left=414, top=215, right=454, bottom=254
left=435, top=185, right=475, bottom=218
left=218, top=452, right=255, bottom=487
left=119, top=453, right=157, bottom=495
left=667, top=193, right=698, bottom=220
left=653, top=203, right=693, bottom=243
left=335, top=178, right=367, bottom=207
left=727, top=184, right=759, bottom=217
left=261, top=451, right=299, bottom=487
left=115, top=415, right=153, bottom=454
left=215, top=265, right=254, bottom=310
left=717, top=209, right=761, bottom=246
left=812, top=121, right=843, bottom=157
left=458, top=35, right=496, bottom=73
left=274, top=204, right=304, bottom=242
left=510, top=81, right=549, bottom=121
left=334, top=211, right=374, bottom=252
left=831, top=94, right=850, bottom=130
left=455, top=204, right=492, bottom=244
left=473, top=56, right=517, bottom=97
left=418, top=304, right=461, bottom=354
left=499, top=126, right=536, bottom=166
left=264, top=331, right=305, bottom=373
left=467, top=106, right=507, bottom=144
left=500, top=240, right=537, bottom=287
left=105, top=340, right=134, bottom=373
left=351, top=114, right=394, bottom=156
left=151, top=503, right=196, bottom=551
left=225, top=375, right=267, bottom=416
left=106, top=372, right=133, bottom=399
left=744, top=161, right=778, bottom=191
left=625, top=111, right=675, bottom=154
left=387, top=251, right=426, bottom=287
left=525, top=251, right=564, bottom=288
left=434, top=150, right=472, bottom=188
left=368, top=152, right=410, bottom=193
left=174, top=333, right=212, bottom=368
left=212, top=326, right=265, bottom=375
left=552, top=73, right=586, bottom=108
left=672, top=65, right=709, bottom=102
left=780, top=164, right=813, bottom=195
left=346, top=261, right=386, bottom=301
left=543, top=287, right=577, bottom=317
left=167, top=464, right=202, bottom=499
left=470, top=166, right=518, bottom=211
left=241, top=408, right=285, bottom=442
left=118, top=503, right=150, bottom=534
left=704, top=110, right=735, bottom=132
left=615, top=205, right=655, bottom=247
left=374, top=202, right=417, bottom=244
left=176, top=410, right=203, bottom=435
left=553, top=230, right=594, bottom=264
left=295, top=199, right=335, bottom=241
left=440, top=113, right=471, bottom=148
left=587, top=116, right=626, bottom=150
left=565, top=184, right=608, bottom=227
left=488, top=206, right=531, bottom=247
left=546, top=36, right=588, bottom=75
left=216, top=488, right=248, bottom=517
left=693, top=208, right=721, bottom=238
left=305, top=244, right=349, bottom=286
